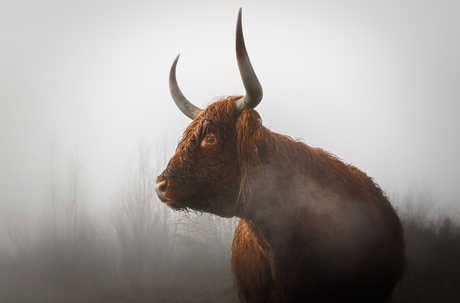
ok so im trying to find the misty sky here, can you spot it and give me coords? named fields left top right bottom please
left=1, top=0, right=459, bottom=223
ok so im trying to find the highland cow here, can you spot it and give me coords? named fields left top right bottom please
left=155, top=8, right=405, bottom=303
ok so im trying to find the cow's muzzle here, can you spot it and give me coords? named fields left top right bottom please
left=155, top=179, right=169, bottom=202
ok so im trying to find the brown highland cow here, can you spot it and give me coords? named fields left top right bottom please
left=155, top=8, right=405, bottom=303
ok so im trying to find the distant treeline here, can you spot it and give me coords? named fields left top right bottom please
left=390, top=189, right=460, bottom=303
left=0, top=144, right=459, bottom=302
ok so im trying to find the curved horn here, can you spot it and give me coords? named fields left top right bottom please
left=234, top=8, right=263, bottom=114
left=169, top=54, right=203, bottom=120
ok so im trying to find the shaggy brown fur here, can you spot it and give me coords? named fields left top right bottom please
left=156, top=96, right=405, bottom=302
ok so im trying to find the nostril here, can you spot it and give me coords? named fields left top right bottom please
left=157, top=180, right=167, bottom=193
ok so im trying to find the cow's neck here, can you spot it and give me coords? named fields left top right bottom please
left=236, top=159, right=304, bottom=250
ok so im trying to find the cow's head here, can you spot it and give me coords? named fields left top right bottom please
left=155, top=9, right=263, bottom=217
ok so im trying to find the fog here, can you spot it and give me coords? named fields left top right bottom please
left=1, top=0, right=460, bottom=301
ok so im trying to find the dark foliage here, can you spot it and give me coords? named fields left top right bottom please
left=389, top=206, right=460, bottom=303
left=0, top=192, right=459, bottom=302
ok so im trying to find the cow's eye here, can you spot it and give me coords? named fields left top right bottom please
left=207, top=135, right=216, bottom=144
left=201, top=133, right=219, bottom=148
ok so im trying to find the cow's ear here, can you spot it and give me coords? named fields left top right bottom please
left=236, top=108, right=261, bottom=206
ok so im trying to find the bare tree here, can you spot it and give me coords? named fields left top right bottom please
left=4, top=215, right=35, bottom=285
left=110, top=140, right=179, bottom=291
left=36, top=152, right=96, bottom=294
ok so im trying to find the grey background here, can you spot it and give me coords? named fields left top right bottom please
left=1, top=1, right=459, bottom=232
